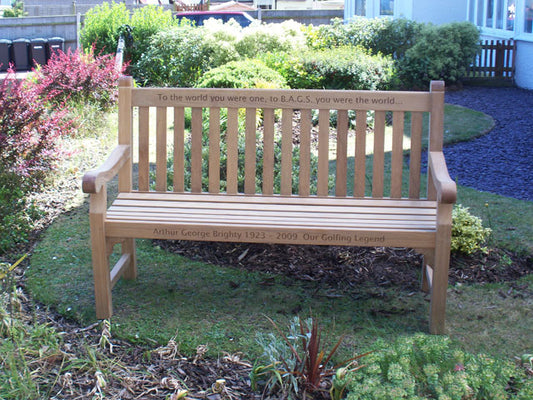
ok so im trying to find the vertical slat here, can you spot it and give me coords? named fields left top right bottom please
left=409, top=111, right=423, bottom=199
left=226, top=107, right=239, bottom=194
left=335, top=110, right=348, bottom=197
left=137, top=106, right=150, bottom=191
left=390, top=111, right=405, bottom=198
left=173, top=107, right=185, bottom=192
left=372, top=110, right=385, bottom=198
left=354, top=110, right=367, bottom=198
left=190, top=107, right=203, bottom=193
left=317, top=109, right=329, bottom=197
left=262, top=108, right=275, bottom=195
left=299, top=109, right=312, bottom=197
left=208, top=107, right=221, bottom=194
left=428, top=81, right=445, bottom=201
left=155, top=106, right=167, bottom=192
left=244, top=108, right=256, bottom=195
left=280, top=108, right=293, bottom=196
left=118, top=77, right=133, bottom=193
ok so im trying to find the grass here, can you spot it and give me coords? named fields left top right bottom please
left=24, top=101, right=532, bottom=368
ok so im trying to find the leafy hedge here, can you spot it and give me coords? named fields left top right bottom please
left=81, top=3, right=480, bottom=89
left=307, top=18, right=479, bottom=88
left=262, top=47, right=395, bottom=90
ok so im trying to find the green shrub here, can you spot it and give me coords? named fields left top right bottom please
left=307, top=19, right=478, bottom=88
left=132, top=27, right=213, bottom=87
left=451, top=204, right=492, bottom=255
left=264, top=47, right=394, bottom=90
left=2, top=0, right=26, bottom=17
left=235, top=21, right=306, bottom=59
left=80, top=1, right=130, bottom=55
left=307, top=17, right=423, bottom=60
left=196, top=59, right=287, bottom=89
left=0, top=182, right=41, bottom=255
left=128, top=5, right=177, bottom=65
left=260, top=51, right=321, bottom=89
left=396, top=22, right=480, bottom=88
left=345, top=334, right=531, bottom=400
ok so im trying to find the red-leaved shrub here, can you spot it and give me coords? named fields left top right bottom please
left=34, top=47, right=125, bottom=111
left=0, top=71, right=74, bottom=188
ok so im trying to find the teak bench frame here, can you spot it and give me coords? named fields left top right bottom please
left=82, top=77, right=456, bottom=334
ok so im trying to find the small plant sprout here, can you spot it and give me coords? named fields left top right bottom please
left=98, top=319, right=114, bottom=354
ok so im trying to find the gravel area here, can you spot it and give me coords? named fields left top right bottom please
left=443, top=86, right=533, bottom=201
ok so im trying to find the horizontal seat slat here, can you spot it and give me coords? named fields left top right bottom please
left=107, top=213, right=436, bottom=230
left=110, top=202, right=437, bottom=217
left=119, top=192, right=437, bottom=209
left=108, top=207, right=437, bottom=222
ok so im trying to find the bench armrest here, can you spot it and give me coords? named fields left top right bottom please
left=429, top=151, right=457, bottom=204
left=82, top=145, right=131, bottom=194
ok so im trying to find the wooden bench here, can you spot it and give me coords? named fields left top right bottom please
left=82, top=77, right=456, bottom=334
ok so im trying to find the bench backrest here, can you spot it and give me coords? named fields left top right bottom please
left=117, top=77, right=445, bottom=200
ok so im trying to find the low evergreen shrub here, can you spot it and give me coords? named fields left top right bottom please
left=396, top=22, right=480, bottom=88
left=451, top=204, right=492, bottom=255
left=344, top=334, right=532, bottom=400
left=307, top=18, right=479, bottom=89
left=195, top=59, right=287, bottom=89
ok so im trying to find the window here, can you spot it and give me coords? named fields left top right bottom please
left=470, top=0, right=523, bottom=32
left=526, top=0, right=533, bottom=32
left=508, top=0, right=516, bottom=30
left=477, top=0, right=484, bottom=25
left=486, top=0, right=495, bottom=27
left=380, top=0, right=394, bottom=16
left=354, top=0, right=366, bottom=16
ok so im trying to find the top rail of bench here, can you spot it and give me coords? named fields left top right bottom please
left=130, top=87, right=435, bottom=112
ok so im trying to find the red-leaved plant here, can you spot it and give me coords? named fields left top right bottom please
left=0, top=70, right=74, bottom=188
left=252, top=316, right=370, bottom=399
left=33, top=46, right=125, bottom=112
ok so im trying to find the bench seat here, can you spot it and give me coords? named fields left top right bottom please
left=106, top=193, right=438, bottom=248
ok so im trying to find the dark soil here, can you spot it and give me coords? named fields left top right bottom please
left=156, top=240, right=533, bottom=291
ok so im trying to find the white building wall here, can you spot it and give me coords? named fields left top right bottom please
left=514, top=40, right=533, bottom=89
left=411, top=0, right=466, bottom=24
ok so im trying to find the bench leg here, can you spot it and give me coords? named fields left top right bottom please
left=429, top=204, right=453, bottom=335
left=90, top=191, right=113, bottom=320
left=419, top=249, right=435, bottom=293
left=122, top=238, right=137, bottom=280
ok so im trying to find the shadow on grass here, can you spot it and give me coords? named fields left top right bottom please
left=27, top=178, right=431, bottom=359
